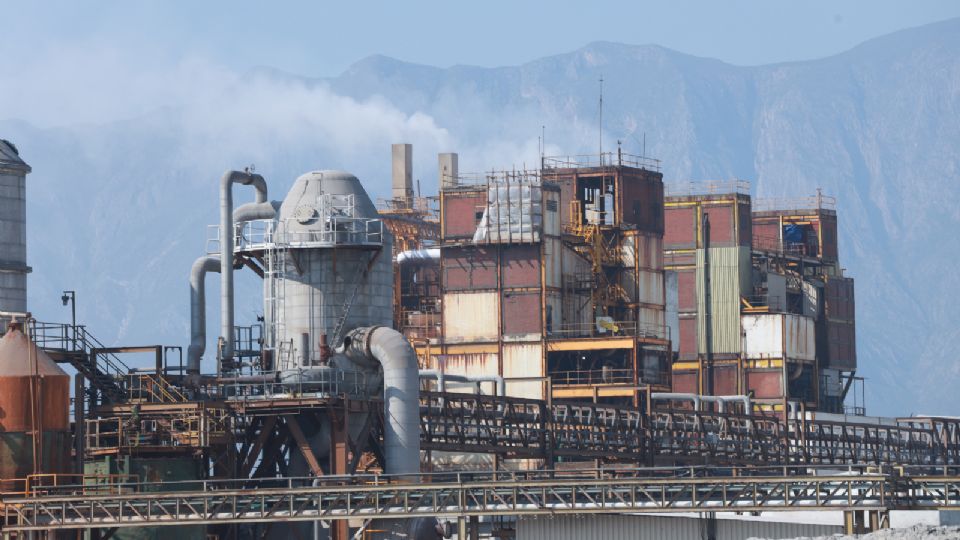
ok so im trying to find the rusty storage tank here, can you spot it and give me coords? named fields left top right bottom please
left=0, top=322, right=71, bottom=492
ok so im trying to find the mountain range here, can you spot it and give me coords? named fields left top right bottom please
left=2, top=18, right=958, bottom=415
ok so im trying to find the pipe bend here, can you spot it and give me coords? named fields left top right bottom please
left=188, top=255, right=220, bottom=374
left=219, top=170, right=269, bottom=361
left=345, top=326, right=420, bottom=476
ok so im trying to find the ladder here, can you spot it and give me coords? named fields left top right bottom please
left=330, top=249, right=383, bottom=346
left=264, top=228, right=287, bottom=367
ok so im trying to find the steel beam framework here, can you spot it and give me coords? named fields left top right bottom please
left=3, top=472, right=900, bottom=531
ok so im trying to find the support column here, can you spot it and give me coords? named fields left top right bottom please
left=330, top=408, right=350, bottom=540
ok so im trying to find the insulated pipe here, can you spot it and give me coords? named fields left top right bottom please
left=419, top=370, right=505, bottom=397
left=651, top=393, right=752, bottom=414
left=188, top=255, right=220, bottom=374
left=651, top=392, right=701, bottom=411
left=343, top=326, right=420, bottom=476
left=396, top=248, right=441, bottom=265
left=220, top=170, right=268, bottom=361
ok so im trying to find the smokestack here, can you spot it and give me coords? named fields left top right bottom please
left=438, top=152, right=458, bottom=189
left=392, top=143, right=413, bottom=202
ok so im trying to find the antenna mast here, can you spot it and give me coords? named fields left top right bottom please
left=599, top=76, right=604, bottom=162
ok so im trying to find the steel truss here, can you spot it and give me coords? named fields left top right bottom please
left=3, top=471, right=899, bottom=531
left=419, top=392, right=960, bottom=466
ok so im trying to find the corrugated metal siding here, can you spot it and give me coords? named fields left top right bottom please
left=443, top=247, right=497, bottom=290
left=636, top=233, right=662, bottom=270
left=442, top=191, right=485, bottom=239
left=665, top=271, right=679, bottom=352
left=502, top=343, right=543, bottom=399
left=427, top=353, right=499, bottom=393
left=544, top=238, right=562, bottom=289
left=545, top=292, right=562, bottom=335
left=705, top=204, right=735, bottom=245
left=696, top=247, right=750, bottom=354
left=517, top=513, right=841, bottom=540
left=502, top=244, right=541, bottom=288
left=664, top=205, right=696, bottom=249
left=743, top=314, right=815, bottom=361
left=502, top=292, right=542, bottom=335
left=543, top=190, right=561, bottom=236
left=442, top=292, right=498, bottom=340
left=637, top=269, right=664, bottom=306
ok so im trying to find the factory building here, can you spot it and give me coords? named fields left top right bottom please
left=7, top=138, right=957, bottom=540
left=664, top=182, right=858, bottom=413
left=389, top=149, right=671, bottom=404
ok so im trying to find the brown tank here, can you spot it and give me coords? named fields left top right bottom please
left=0, top=323, right=72, bottom=491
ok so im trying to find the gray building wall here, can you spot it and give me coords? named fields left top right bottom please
left=517, top=514, right=842, bottom=540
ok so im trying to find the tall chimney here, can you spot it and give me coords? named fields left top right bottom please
left=438, top=152, right=458, bottom=189
left=391, top=143, right=413, bottom=202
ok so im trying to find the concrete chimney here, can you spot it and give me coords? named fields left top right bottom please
left=392, top=143, right=413, bottom=201
left=438, top=152, right=458, bottom=189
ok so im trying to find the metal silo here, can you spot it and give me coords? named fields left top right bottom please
left=0, top=140, right=31, bottom=320
left=266, top=170, right=393, bottom=372
left=0, top=321, right=71, bottom=492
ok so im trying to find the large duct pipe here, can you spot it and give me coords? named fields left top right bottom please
left=343, top=326, right=420, bottom=476
left=651, top=392, right=752, bottom=415
left=396, top=248, right=440, bottom=265
left=419, top=369, right=504, bottom=397
left=220, top=170, right=268, bottom=361
left=188, top=255, right=220, bottom=374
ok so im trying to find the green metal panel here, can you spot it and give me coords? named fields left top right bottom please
left=83, top=457, right=206, bottom=540
left=0, top=431, right=72, bottom=491
left=696, top=246, right=750, bottom=355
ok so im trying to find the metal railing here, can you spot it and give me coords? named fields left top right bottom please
left=210, top=217, right=385, bottom=255
left=550, top=368, right=634, bottom=386
left=543, top=152, right=661, bottom=171
left=28, top=321, right=186, bottom=404
left=753, top=193, right=836, bottom=212
left=665, top=179, right=751, bottom=197
left=85, top=412, right=231, bottom=453
left=201, top=368, right=370, bottom=402
left=548, top=320, right=669, bottom=340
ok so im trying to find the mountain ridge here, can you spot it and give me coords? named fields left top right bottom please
left=3, top=18, right=959, bottom=415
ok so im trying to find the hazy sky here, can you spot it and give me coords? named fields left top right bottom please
left=5, top=0, right=960, bottom=76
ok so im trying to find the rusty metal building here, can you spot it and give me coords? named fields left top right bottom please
left=394, top=151, right=672, bottom=405
left=664, top=184, right=857, bottom=413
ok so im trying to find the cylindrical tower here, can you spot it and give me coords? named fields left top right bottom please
left=0, top=140, right=31, bottom=319
left=0, top=322, right=71, bottom=492
left=266, top=170, right=393, bottom=371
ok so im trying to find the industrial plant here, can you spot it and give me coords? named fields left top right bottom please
left=1, top=137, right=960, bottom=540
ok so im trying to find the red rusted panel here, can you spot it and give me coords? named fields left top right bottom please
left=819, top=213, right=838, bottom=261
left=501, top=292, right=542, bottom=335
left=501, top=244, right=541, bottom=288
left=825, top=276, right=855, bottom=322
left=746, top=370, right=783, bottom=399
left=443, top=247, right=497, bottom=290
left=752, top=220, right=780, bottom=251
left=678, top=315, right=697, bottom=357
left=713, top=364, right=738, bottom=396
left=672, top=370, right=698, bottom=394
left=703, top=204, right=734, bottom=245
left=664, top=206, right=696, bottom=248
left=620, top=171, right=664, bottom=233
left=677, top=270, right=697, bottom=312
left=827, top=320, right=857, bottom=370
left=442, top=191, right=487, bottom=239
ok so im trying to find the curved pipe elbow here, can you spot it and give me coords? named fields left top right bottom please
left=219, top=170, right=268, bottom=362
left=188, top=255, right=220, bottom=374
left=344, top=326, right=420, bottom=476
